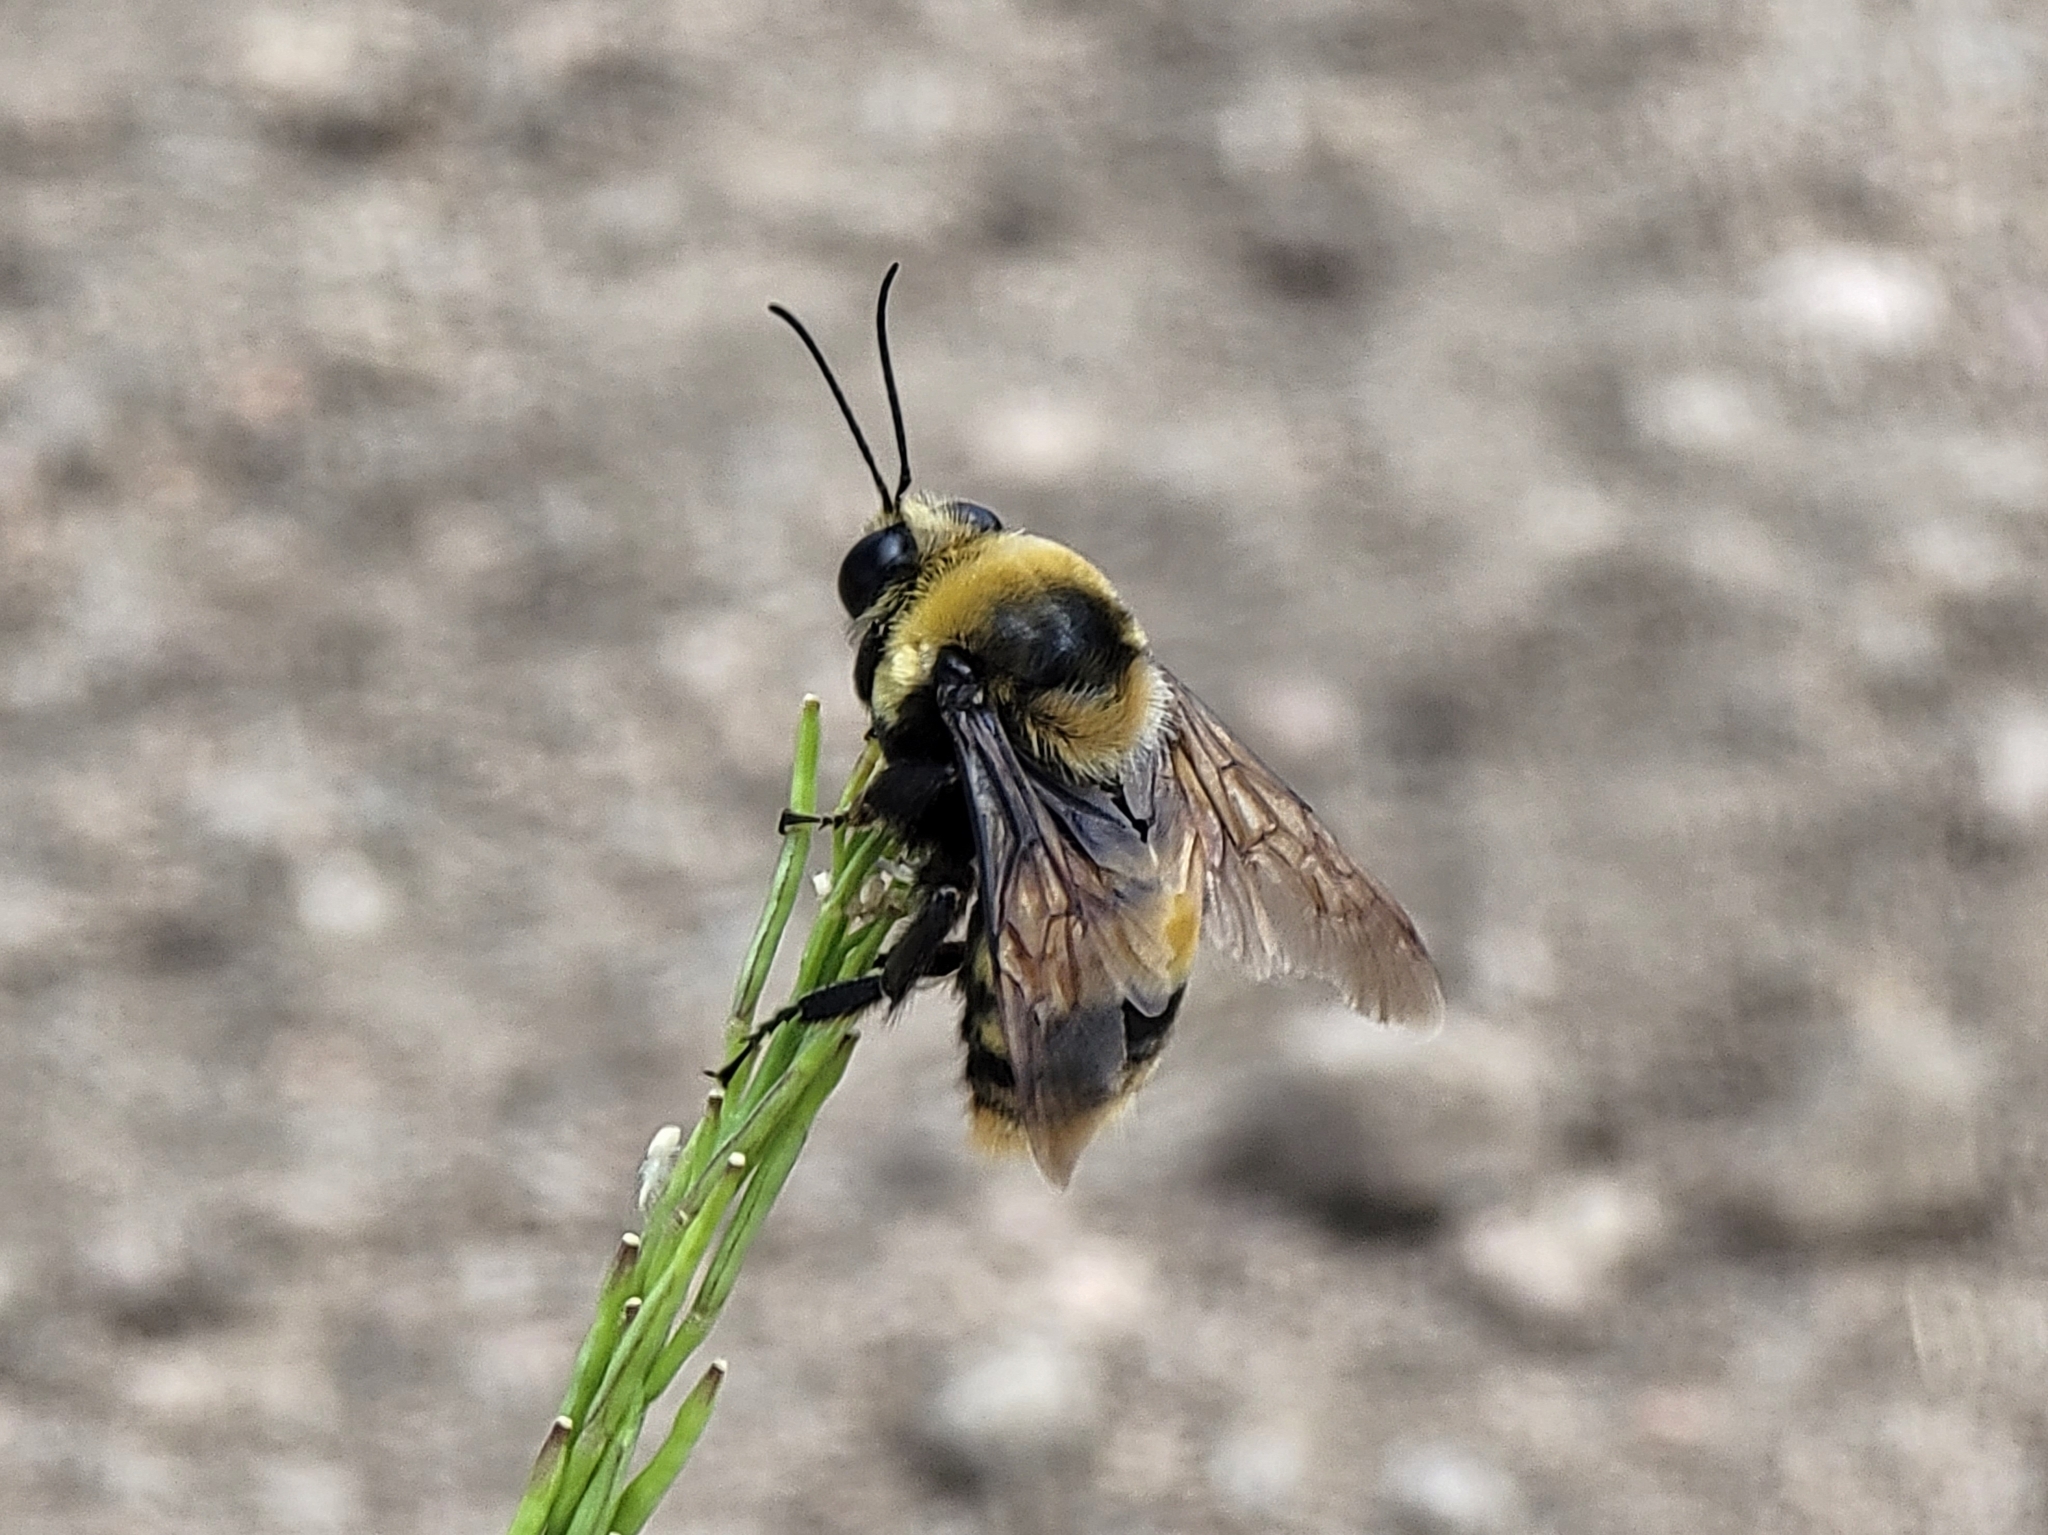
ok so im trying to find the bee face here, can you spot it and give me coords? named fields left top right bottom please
left=836, top=522, right=916, bottom=618
left=772, top=271, right=1443, bottom=1187
left=837, top=494, right=1008, bottom=620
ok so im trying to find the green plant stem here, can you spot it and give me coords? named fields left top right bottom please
left=608, top=1363, right=728, bottom=1535
left=503, top=699, right=910, bottom=1535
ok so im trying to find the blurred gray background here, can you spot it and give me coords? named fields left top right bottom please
left=3, top=1, right=2045, bottom=1532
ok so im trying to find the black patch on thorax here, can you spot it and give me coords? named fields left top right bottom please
left=969, top=585, right=1133, bottom=692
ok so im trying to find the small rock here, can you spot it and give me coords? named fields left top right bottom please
left=1852, top=595, right=1943, bottom=694
left=0, top=880, right=72, bottom=956
left=1217, top=1011, right=1554, bottom=1228
left=1513, top=482, right=1626, bottom=565
left=1945, top=435, right=2048, bottom=514
left=0, top=62, right=132, bottom=169
left=859, top=67, right=965, bottom=149
left=1710, top=975, right=1991, bottom=1246
left=970, top=396, right=1109, bottom=485
left=579, top=176, right=690, bottom=264
left=1236, top=673, right=1359, bottom=760
left=1776, top=1402, right=2035, bottom=1535
left=1759, top=245, right=1948, bottom=358
left=256, top=1457, right=361, bottom=1535
left=190, top=760, right=326, bottom=846
left=236, top=5, right=455, bottom=152
left=95, top=1438, right=183, bottom=1512
left=1216, top=78, right=1313, bottom=182
left=1207, top=1422, right=1308, bottom=1519
left=1039, top=1242, right=1154, bottom=1339
left=1465, top=926, right=1559, bottom=1010
left=1631, top=1385, right=1735, bottom=1450
left=1974, top=699, right=2048, bottom=841
left=67, top=533, right=168, bottom=671
left=1455, top=1172, right=1672, bottom=1341
left=1379, top=1442, right=1529, bottom=1535
left=1678, top=510, right=1798, bottom=600
left=1628, top=370, right=1775, bottom=460
left=505, top=0, right=644, bottom=84
left=9, top=363, right=118, bottom=487
left=490, top=14, right=686, bottom=184
left=919, top=1331, right=1099, bottom=1486
left=295, top=849, right=394, bottom=938
left=1241, top=184, right=1380, bottom=305
left=81, top=1212, right=242, bottom=1339
left=0, top=236, right=57, bottom=309
left=124, top=1341, right=240, bottom=1419
left=1897, top=517, right=2012, bottom=600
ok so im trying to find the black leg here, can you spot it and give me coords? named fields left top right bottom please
left=710, top=974, right=890, bottom=1086
left=861, top=758, right=957, bottom=828
left=790, top=974, right=887, bottom=1020
left=880, top=885, right=964, bottom=1000
left=777, top=809, right=847, bottom=835
left=711, top=883, right=968, bottom=1085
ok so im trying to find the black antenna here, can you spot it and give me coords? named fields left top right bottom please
left=874, top=262, right=912, bottom=505
left=768, top=295, right=892, bottom=514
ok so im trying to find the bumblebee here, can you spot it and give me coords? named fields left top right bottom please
left=762, top=266, right=1443, bottom=1185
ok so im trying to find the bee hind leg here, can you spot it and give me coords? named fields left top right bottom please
left=879, top=884, right=965, bottom=998
left=775, top=809, right=847, bottom=835
left=710, top=885, right=966, bottom=1085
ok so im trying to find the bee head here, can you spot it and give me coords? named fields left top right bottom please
left=837, top=493, right=1002, bottom=618
left=770, top=265, right=1004, bottom=620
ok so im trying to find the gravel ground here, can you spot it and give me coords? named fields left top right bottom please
left=3, top=2, right=2046, bottom=1532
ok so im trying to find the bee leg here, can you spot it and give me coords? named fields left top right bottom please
left=859, top=757, right=956, bottom=827
left=709, top=977, right=885, bottom=1087
left=710, top=885, right=966, bottom=1085
left=879, top=884, right=964, bottom=1000
left=776, top=809, right=847, bottom=835
left=707, top=995, right=848, bottom=1085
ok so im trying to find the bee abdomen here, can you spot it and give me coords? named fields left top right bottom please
left=960, top=943, right=1023, bottom=1137
left=963, top=998, right=1129, bottom=1129
left=960, top=975, right=1183, bottom=1132
left=1122, top=988, right=1184, bottom=1067
left=960, top=926, right=1007, bottom=1050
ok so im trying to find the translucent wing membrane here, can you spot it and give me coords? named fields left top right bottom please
left=1161, top=672, right=1443, bottom=1026
left=933, top=667, right=1440, bottom=1184
left=941, top=698, right=1199, bottom=1182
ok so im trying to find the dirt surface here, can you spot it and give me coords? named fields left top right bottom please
left=4, top=2, right=2047, bottom=1532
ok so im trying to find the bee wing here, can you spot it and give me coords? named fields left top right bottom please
left=941, top=696, right=1199, bottom=1184
left=1161, top=672, right=1444, bottom=1025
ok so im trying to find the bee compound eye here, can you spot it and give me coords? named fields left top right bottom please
left=837, top=524, right=918, bottom=617
left=950, top=500, right=1002, bottom=532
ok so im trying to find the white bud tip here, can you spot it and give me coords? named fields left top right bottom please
left=727, top=1152, right=747, bottom=1171
left=802, top=693, right=821, bottom=707
left=620, top=1232, right=641, bottom=1252
left=644, top=1125, right=683, bottom=1158
left=812, top=871, right=833, bottom=898
left=637, top=1126, right=688, bottom=1212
